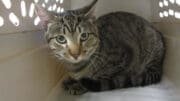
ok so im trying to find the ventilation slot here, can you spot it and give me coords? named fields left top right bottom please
left=0, top=0, right=66, bottom=28
left=21, top=0, right=27, bottom=17
left=0, top=16, right=4, bottom=27
left=1, top=0, right=12, bottom=9
left=9, top=13, right=20, bottom=27
left=158, top=0, right=180, bottom=19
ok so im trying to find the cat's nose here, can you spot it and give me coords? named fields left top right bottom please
left=71, top=53, right=79, bottom=60
left=68, top=49, right=80, bottom=59
left=68, top=43, right=80, bottom=59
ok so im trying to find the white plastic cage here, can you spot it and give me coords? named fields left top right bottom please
left=0, top=0, right=69, bottom=34
left=0, top=0, right=180, bottom=101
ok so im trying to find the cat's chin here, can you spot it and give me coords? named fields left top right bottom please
left=64, top=58, right=83, bottom=64
left=65, top=56, right=90, bottom=64
left=69, top=59, right=82, bottom=64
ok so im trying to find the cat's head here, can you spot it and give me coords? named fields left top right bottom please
left=35, top=0, right=99, bottom=64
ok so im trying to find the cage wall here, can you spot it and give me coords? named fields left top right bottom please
left=0, top=0, right=70, bottom=101
left=0, top=0, right=180, bottom=101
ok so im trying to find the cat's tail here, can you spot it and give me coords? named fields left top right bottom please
left=79, top=77, right=132, bottom=92
left=80, top=68, right=162, bottom=92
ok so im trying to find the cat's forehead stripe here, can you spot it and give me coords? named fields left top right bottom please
left=62, top=14, right=80, bottom=34
left=78, top=27, right=81, bottom=33
left=64, top=24, right=71, bottom=33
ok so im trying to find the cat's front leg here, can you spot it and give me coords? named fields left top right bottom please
left=79, top=78, right=102, bottom=92
left=62, top=77, right=88, bottom=95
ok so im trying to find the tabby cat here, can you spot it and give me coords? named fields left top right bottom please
left=35, top=0, right=165, bottom=95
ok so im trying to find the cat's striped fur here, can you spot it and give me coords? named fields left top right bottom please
left=35, top=0, right=165, bottom=95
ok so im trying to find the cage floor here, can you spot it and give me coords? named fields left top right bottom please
left=46, top=77, right=180, bottom=101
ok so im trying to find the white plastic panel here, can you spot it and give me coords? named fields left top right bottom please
left=153, top=0, right=180, bottom=89
left=155, top=23, right=180, bottom=89
left=0, top=31, right=67, bottom=101
left=0, top=0, right=70, bottom=34
left=151, top=0, right=180, bottom=22
left=71, top=0, right=152, bottom=21
left=0, top=0, right=70, bottom=101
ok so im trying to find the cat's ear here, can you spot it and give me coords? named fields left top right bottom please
left=72, top=0, right=98, bottom=18
left=35, top=5, right=55, bottom=29
left=84, top=0, right=97, bottom=18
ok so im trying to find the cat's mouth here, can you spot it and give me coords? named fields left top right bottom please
left=53, top=47, right=97, bottom=64
left=66, top=51, right=93, bottom=64
left=69, top=57, right=83, bottom=63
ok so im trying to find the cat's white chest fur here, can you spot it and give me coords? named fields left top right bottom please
left=69, top=67, right=92, bottom=80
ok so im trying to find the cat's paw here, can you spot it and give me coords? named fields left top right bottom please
left=80, top=78, right=101, bottom=92
left=62, top=79, right=87, bottom=95
left=62, top=78, right=77, bottom=90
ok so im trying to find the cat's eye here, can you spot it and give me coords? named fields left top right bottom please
left=56, top=35, right=67, bottom=44
left=80, top=33, right=89, bottom=41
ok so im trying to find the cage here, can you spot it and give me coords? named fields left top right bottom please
left=0, top=0, right=180, bottom=101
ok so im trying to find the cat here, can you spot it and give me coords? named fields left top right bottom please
left=35, top=0, right=165, bottom=95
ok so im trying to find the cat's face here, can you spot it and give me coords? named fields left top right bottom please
left=47, top=15, right=99, bottom=63
left=35, top=0, right=99, bottom=64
